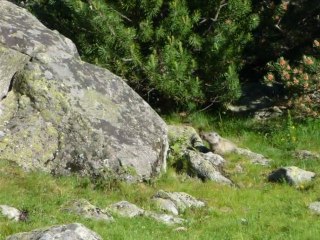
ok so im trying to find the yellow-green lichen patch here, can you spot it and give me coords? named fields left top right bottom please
left=13, top=67, right=70, bottom=124
left=0, top=92, right=18, bottom=129
left=0, top=44, right=30, bottom=98
left=0, top=114, right=59, bottom=171
left=81, top=90, right=121, bottom=125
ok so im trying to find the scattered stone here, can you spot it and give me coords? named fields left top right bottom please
left=234, top=148, right=270, bottom=166
left=107, top=201, right=144, bottom=218
left=268, top=166, right=316, bottom=186
left=254, top=106, right=284, bottom=120
left=152, top=198, right=179, bottom=216
left=185, top=150, right=232, bottom=185
left=309, top=202, right=320, bottom=215
left=64, top=199, right=113, bottom=222
left=6, top=223, right=102, bottom=240
left=153, top=190, right=205, bottom=213
left=0, top=205, right=21, bottom=221
left=144, top=211, right=185, bottom=225
left=240, top=218, right=248, bottom=225
left=294, top=150, right=320, bottom=160
left=174, top=227, right=188, bottom=232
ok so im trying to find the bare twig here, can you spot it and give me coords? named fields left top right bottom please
left=195, top=96, right=220, bottom=113
left=211, top=0, right=228, bottom=22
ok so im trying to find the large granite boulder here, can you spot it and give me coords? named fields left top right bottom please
left=0, top=1, right=168, bottom=181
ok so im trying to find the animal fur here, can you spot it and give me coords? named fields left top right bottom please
left=200, top=131, right=237, bottom=155
left=200, top=131, right=270, bottom=165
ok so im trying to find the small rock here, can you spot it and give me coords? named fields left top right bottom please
left=240, top=218, right=248, bottom=225
left=107, top=201, right=144, bottom=218
left=174, top=227, right=188, bottom=232
left=144, top=211, right=185, bottom=225
left=64, top=199, right=113, bottom=221
left=294, top=150, right=320, bottom=160
left=268, top=166, right=316, bottom=186
left=6, top=223, right=102, bottom=240
left=185, top=150, right=232, bottom=185
left=0, top=205, right=21, bottom=221
left=152, top=198, right=179, bottom=215
left=153, top=190, right=205, bottom=214
left=309, top=202, right=320, bottom=215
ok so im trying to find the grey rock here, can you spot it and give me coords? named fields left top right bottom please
left=185, top=150, right=232, bottom=185
left=153, top=190, right=205, bottom=213
left=64, top=199, right=113, bottom=222
left=168, top=125, right=208, bottom=152
left=174, top=227, right=188, bottom=232
left=144, top=211, right=185, bottom=225
left=152, top=198, right=179, bottom=215
left=6, top=223, right=102, bottom=240
left=294, top=150, right=320, bottom=160
left=268, top=166, right=316, bottom=186
left=107, top=200, right=184, bottom=225
left=309, top=202, right=320, bottom=215
left=107, top=201, right=144, bottom=218
left=0, top=0, right=168, bottom=181
left=234, top=148, right=270, bottom=166
left=0, top=205, right=21, bottom=221
left=254, top=106, right=284, bottom=120
left=0, top=46, right=30, bottom=100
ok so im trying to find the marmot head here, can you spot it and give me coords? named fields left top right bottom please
left=200, top=131, right=221, bottom=145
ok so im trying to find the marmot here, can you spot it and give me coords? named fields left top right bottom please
left=201, top=131, right=270, bottom=165
left=200, top=131, right=237, bottom=155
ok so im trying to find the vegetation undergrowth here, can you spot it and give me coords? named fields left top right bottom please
left=1, top=114, right=320, bottom=239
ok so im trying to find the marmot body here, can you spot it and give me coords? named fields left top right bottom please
left=200, top=131, right=237, bottom=155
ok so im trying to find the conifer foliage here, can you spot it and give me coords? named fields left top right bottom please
left=17, top=0, right=258, bottom=110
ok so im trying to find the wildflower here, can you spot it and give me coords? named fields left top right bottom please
left=314, top=39, right=320, bottom=47
left=293, top=78, right=299, bottom=85
left=279, top=57, right=286, bottom=66
left=303, top=56, right=314, bottom=65
left=281, top=2, right=289, bottom=11
left=286, top=65, right=291, bottom=70
left=284, top=72, right=290, bottom=80
left=293, top=68, right=299, bottom=74
left=303, top=73, right=309, bottom=81
left=267, top=73, right=274, bottom=81
left=303, top=82, right=309, bottom=89
left=304, top=95, right=311, bottom=102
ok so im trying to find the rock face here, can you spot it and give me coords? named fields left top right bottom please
left=168, top=125, right=232, bottom=184
left=268, top=166, right=316, bottom=186
left=0, top=1, right=168, bottom=181
left=107, top=201, right=145, bottom=218
left=309, top=202, right=320, bottom=215
left=185, top=150, right=232, bottom=185
left=152, top=190, right=205, bottom=214
left=6, top=223, right=102, bottom=240
left=0, top=205, right=21, bottom=221
left=64, top=199, right=113, bottom=222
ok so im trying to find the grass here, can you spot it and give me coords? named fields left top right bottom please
left=1, top=114, right=320, bottom=239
